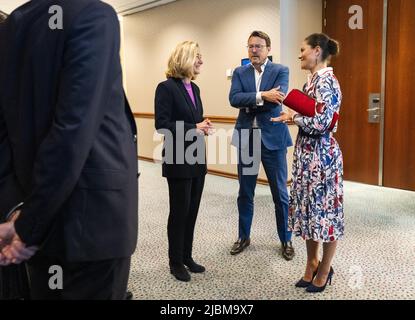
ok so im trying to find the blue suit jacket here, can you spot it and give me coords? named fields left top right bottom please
left=229, top=62, right=293, bottom=150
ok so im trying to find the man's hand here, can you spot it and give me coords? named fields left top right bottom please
left=262, top=86, right=286, bottom=104
left=0, top=209, right=21, bottom=252
left=0, top=221, right=18, bottom=265
left=270, top=109, right=297, bottom=123
left=0, top=220, right=38, bottom=266
left=0, top=222, right=15, bottom=248
left=8, top=209, right=21, bottom=222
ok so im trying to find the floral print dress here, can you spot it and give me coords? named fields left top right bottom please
left=288, top=67, right=344, bottom=242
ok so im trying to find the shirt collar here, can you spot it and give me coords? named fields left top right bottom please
left=308, top=67, right=333, bottom=83
left=316, top=66, right=333, bottom=76
left=252, top=58, right=269, bottom=72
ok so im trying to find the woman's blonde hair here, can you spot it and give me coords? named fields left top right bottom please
left=165, top=41, right=200, bottom=80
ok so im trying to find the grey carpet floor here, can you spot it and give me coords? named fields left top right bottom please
left=128, top=161, right=415, bottom=300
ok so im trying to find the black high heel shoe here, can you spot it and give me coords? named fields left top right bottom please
left=295, top=262, right=320, bottom=288
left=306, top=266, right=334, bottom=293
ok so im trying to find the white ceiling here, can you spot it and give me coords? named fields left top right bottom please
left=108, top=0, right=176, bottom=15
left=0, top=0, right=177, bottom=15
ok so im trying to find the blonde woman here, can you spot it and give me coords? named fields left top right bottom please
left=155, top=41, right=213, bottom=282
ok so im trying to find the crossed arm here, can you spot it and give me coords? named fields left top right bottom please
left=229, top=66, right=289, bottom=109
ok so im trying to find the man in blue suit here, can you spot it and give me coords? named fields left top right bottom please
left=229, top=31, right=294, bottom=260
left=0, top=0, right=138, bottom=299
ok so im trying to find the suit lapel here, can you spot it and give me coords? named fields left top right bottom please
left=246, top=66, right=256, bottom=92
left=191, top=82, right=203, bottom=119
left=260, top=63, right=273, bottom=91
left=175, top=79, right=198, bottom=122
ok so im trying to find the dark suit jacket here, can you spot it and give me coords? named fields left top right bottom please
left=155, top=77, right=207, bottom=178
left=0, top=0, right=138, bottom=262
left=229, top=62, right=293, bottom=150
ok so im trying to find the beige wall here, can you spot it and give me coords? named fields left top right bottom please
left=123, top=0, right=280, bottom=115
left=123, top=0, right=322, bottom=181
left=136, top=118, right=298, bottom=181
left=280, top=0, right=323, bottom=91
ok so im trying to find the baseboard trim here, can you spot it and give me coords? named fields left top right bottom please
left=138, top=155, right=155, bottom=163
left=138, top=156, right=292, bottom=186
left=133, top=113, right=294, bottom=125
left=207, top=168, right=269, bottom=186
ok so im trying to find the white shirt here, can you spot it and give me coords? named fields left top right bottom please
left=254, top=58, right=268, bottom=106
left=251, top=58, right=268, bottom=128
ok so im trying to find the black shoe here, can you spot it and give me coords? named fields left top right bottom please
left=125, top=291, right=133, bottom=300
left=169, top=263, right=191, bottom=282
left=184, top=259, right=205, bottom=273
left=306, top=266, right=334, bottom=293
left=281, top=241, right=295, bottom=261
left=230, top=238, right=251, bottom=255
left=295, top=262, right=320, bottom=288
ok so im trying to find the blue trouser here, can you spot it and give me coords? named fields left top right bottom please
left=237, top=131, right=291, bottom=243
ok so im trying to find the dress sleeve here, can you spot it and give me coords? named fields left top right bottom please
left=297, top=76, right=342, bottom=134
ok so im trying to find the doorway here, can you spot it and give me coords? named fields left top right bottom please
left=324, top=0, right=415, bottom=191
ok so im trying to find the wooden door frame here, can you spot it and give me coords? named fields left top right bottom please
left=323, top=0, right=388, bottom=187
left=378, top=0, right=388, bottom=186
left=324, top=0, right=415, bottom=190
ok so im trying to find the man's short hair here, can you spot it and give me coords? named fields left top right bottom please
left=248, top=31, right=271, bottom=47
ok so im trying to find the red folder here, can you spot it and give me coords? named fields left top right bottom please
left=283, top=89, right=339, bottom=131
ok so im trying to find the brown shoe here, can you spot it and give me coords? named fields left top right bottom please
left=281, top=241, right=295, bottom=261
left=230, top=238, right=250, bottom=255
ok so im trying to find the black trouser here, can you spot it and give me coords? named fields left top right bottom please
left=167, top=175, right=205, bottom=265
left=27, top=254, right=131, bottom=300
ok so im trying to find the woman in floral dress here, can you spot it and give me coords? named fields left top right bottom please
left=271, top=33, right=343, bottom=293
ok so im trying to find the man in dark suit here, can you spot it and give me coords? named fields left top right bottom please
left=229, top=31, right=294, bottom=260
left=0, top=0, right=138, bottom=299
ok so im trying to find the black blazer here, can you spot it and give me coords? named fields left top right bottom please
left=0, top=0, right=138, bottom=261
left=155, top=78, right=207, bottom=178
